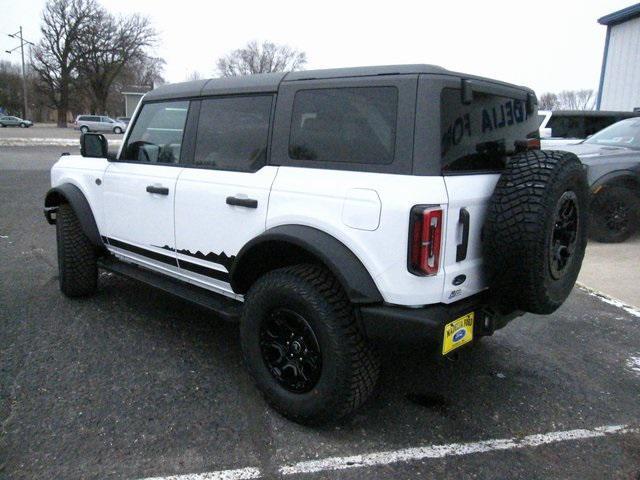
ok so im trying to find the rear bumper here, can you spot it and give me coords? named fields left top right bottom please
left=359, top=292, right=522, bottom=347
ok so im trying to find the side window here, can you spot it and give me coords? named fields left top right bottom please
left=289, top=87, right=398, bottom=165
left=193, top=95, right=272, bottom=172
left=122, top=101, right=189, bottom=163
left=548, top=115, right=584, bottom=138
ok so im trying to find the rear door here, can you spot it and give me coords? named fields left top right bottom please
left=433, top=81, right=539, bottom=303
left=102, top=100, right=190, bottom=274
left=174, top=95, right=277, bottom=297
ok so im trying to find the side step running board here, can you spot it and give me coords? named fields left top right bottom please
left=98, top=257, right=243, bottom=321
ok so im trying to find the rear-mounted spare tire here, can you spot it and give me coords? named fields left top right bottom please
left=483, top=150, right=589, bottom=314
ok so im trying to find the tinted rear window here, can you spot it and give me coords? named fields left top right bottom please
left=440, top=88, right=538, bottom=173
left=193, top=95, right=272, bottom=172
left=289, top=87, right=398, bottom=165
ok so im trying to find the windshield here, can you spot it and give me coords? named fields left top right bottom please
left=584, top=118, right=640, bottom=149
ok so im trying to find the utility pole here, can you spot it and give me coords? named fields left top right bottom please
left=6, top=27, right=35, bottom=119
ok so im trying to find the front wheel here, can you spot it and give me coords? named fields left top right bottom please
left=80, top=126, right=89, bottom=134
left=19, top=122, right=27, bottom=128
left=56, top=203, right=98, bottom=297
left=113, top=127, right=123, bottom=134
left=590, top=186, right=639, bottom=243
left=240, top=264, right=379, bottom=425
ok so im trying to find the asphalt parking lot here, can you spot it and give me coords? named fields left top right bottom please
left=1, top=138, right=639, bottom=479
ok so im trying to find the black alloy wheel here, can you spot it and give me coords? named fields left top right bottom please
left=259, top=307, right=322, bottom=393
left=549, top=191, right=579, bottom=280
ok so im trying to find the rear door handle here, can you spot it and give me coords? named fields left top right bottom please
left=146, top=185, right=169, bottom=195
left=226, top=196, right=258, bottom=209
left=456, top=207, right=470, bottom=262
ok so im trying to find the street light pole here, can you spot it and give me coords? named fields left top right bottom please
left=7, top=26, right=34, bottom=120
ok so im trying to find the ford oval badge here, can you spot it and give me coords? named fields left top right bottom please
left=453, top=329, right=466, bottom=343
left=453, top=275, right=466, bottom=286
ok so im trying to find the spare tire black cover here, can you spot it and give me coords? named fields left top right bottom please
left=483, top=150, right=589, bottom=314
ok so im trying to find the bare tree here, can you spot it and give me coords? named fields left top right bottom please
left=185, top=70, right=202, bottom=81
left=216, top=40, right=307, bottom=77
left=31, top=0, right=99, bottom=127
left=539, top=92, right=558, bottom=111
left=538, top=89, right=596, bottom=111
left=78, top=10, right=156, bottom=114
left=0, top=61, right=23, bottom=115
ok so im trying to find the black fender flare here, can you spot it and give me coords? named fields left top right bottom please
left=230, top=225, right=383, bottom=304
left=44, top=183, right=104, bottom=248
left=591, top=170, right=640, bottom=193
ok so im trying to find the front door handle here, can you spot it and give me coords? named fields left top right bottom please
left=146, top=185, right=169, bottom=195
left=226, top=196, right=258, bottom=209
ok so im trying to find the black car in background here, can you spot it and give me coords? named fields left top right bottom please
left=561, top=118, right=640, bottom=243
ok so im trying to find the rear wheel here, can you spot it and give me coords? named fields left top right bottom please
left=589, top=186, right=639, bottom=243
left=56, top=203, right=98, bottom=297
left=240, top=264, right=379, bottom=425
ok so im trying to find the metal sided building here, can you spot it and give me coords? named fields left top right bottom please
left=597, top=3, right=640, bottom=111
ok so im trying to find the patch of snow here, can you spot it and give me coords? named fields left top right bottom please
left=0, top=137, right=122, bottom=147
left=626, top=355, right=640, bottom=376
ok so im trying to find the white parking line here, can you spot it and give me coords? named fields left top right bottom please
left=140, top=466, right=261, bottom=480
left=627, top=355, right=640, bottom=376
left=137, top=424, right=638, bottom=479
left=279, top=424, right=637, bottom=475
left=576, top=283, right=640, bottom=319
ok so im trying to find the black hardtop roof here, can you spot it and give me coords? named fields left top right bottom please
left=143, top=64, right=534, bottom=102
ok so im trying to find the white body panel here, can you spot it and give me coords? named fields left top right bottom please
left=102, top=162, right=182, bottom=275
left=173, top=166, right=279, bottom=296
left=441, top=174, right=498, bottom=303
left=51, top=156, right=496, bottom=308
left=50, top=155, right=110, bottom=233
left=267, top=167, right=451, bottom=306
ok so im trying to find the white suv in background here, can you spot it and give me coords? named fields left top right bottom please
left=74, top=115, right=127, bottom=134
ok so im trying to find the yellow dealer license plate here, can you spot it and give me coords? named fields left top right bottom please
left=442, top=312, right=474, bottom=355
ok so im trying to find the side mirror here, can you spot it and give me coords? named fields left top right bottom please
left=81, top=133, right=108, bottom=158
left=540, top=127, right=552, bottom=139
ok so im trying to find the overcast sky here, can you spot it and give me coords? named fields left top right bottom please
left=0, top=0, right=632, bottom=94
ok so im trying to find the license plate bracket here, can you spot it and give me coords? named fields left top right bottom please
left=442, top=312, right=474, bottom=355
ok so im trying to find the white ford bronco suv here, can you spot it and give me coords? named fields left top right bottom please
left=44, top=65, right=589, bottom=424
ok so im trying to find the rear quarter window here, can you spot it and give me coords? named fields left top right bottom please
left=289, top=86, right=398, bottom=165
left=440, top=88, right=538, bottom=173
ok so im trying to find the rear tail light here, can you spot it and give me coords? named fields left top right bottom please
left=408, top=206, right=443, bottom=276
left=527, top=138, right=541, bottom=150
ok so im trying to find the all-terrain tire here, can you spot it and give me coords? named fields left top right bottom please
left=56, top=203, right=98, bottom=297
left=483, top=150, right=589, bottom=314
left=589, top=186, right=639, bottom=243
left=240, top=264, right=379, bottom=425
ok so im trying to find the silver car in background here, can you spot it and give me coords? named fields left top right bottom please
left=0, top=116, right=33, bottom=128
left=74, top=115, right=127, bottom=134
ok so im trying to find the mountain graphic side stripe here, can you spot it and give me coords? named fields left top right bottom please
left=154, top=245, right=235, bottom=271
